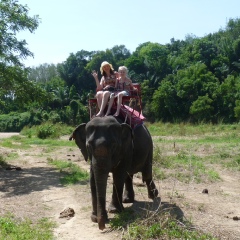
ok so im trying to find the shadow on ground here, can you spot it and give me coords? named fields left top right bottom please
left=0, top=165, right=87, bottom=197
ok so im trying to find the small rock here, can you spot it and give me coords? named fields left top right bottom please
left=59, top=207, right=75, bottom=219
left=233, top=216, right=239, bottom=221
left=202, top=189, right=208, bottom=194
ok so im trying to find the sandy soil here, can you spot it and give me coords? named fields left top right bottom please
left=0, top=133, right=239, bottom=240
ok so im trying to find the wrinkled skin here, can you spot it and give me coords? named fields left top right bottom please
left=69, top=116, right=158, bottom=230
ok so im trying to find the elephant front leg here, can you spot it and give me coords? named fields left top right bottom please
left=123, top=174, right=135, bottom=203
left=108, top=171, right=125, bottom=213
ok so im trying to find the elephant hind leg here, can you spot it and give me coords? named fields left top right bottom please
left=146, top=179, right=158, bottom=199
left=108, top=172, right=125, bottom=213
left=123, top=174, right=135, bottom=203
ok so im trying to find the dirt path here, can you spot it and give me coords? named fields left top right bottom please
left=0, top=133, right=240, bottom=239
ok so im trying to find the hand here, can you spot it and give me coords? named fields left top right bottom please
left=114, top=71, right=119, bottom=78
left=91, top=70, right=98, bottom=79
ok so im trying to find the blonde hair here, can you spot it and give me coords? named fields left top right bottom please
left=118, top=66, right=128, bottom=74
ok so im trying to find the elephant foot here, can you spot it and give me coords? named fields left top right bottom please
left=122, top=193, right=135, bottom=203
left=91, top=213, right=98, bottom=223
left=122, top=197, right=134, bottom=203
left=91, top=212, right=109, bottom=223
left=146, top=180, right=159, bottom=200
left=108, top=202, right=124, bottom=213
left=148, top=188, right=159, bottom=200
left=98, top=214, right=109, bottom=230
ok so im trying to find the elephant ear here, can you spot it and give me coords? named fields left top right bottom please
left=69, top=123, right=88, bottom=161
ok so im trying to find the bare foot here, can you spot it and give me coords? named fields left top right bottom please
left=96, top=112, right=104, bottom=117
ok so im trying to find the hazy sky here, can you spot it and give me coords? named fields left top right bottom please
left=17, top=0, right=240, bottom=67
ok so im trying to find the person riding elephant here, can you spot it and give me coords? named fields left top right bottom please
left=91, top=61, right=118, bottom=117
left=69, top=116, right=158, bottom=230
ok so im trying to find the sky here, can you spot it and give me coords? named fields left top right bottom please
left=17, top=0, right=240, bottom=67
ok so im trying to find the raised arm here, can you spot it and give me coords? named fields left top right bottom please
left=91, top=70, right=103, bottom=91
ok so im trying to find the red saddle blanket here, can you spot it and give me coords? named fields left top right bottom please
left=118, top=105, right=145, bottom=129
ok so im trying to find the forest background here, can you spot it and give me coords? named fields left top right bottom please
left=1, top=0, right=240, bottom=132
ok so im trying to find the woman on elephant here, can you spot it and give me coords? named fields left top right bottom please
left=105, top=66, right=137, bottom=117
left=91, top=61, right=118, bottom=117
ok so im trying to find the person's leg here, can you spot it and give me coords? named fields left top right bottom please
left=96, top=91, right=111, bottom=117
left=113, top=92, right=124, bottom=116
left=96, top=91, right=103, bottom=109
left=105, top=93, right=115, bottom=116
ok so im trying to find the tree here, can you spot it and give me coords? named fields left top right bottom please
left=190, top=95, right=214, bottom=122
left=28, top=64, right=59, bottom=83
left=0, top=0, right=41, bottom=112
left=0, top=0, right=39, bottom=67
left=110, top=45, right=131, bottom=67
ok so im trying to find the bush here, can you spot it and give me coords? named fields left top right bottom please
left=37, top=123, right=55, bottom=139
left=0, top=112, right=31, bottom=132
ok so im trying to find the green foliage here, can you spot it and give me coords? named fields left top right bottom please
left=20, top=122, right=73, bottom=141
left=0, top=0, right=39, bottom=67
left=0, top=0, right=45, bottom=114
left=3, top=15, right=240, bottom=124
left=122, top=212, right=215, bottom=240
left=0, top=214, right=55, bottom=240
left=110, top=209, right=136, bottom=230
left=37, top=123, right=56, bottom=139
left=190, top=95, right=214, bottom=122
left=0, top=112, right=31, bottom=132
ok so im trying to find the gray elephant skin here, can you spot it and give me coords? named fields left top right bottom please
left=69, top=116, right=158, bottom=230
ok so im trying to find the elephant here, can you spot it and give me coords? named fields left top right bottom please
left=69, top=116, right=158, bottom=230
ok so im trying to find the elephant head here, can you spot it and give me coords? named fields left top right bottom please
left=70, top=116, right=133, bottom=230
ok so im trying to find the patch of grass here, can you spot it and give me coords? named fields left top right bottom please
left=21, top=122, right=73, bottom=139
left=120, top=211, right=216, bottom=240
left=224, top=156, right=240, bottom=171
left=1, top=134, right=74, bottom=151
left=153, top=145, right=172, bottom=168
left=0, top=214, right=55, bottom=240
left=156, top=152, right=221, bottom=183
left=109, top=200, right=216, bottom=239
left=151, top=123, right=233, bottom=183
left=48, top=158, right=89, bottom=185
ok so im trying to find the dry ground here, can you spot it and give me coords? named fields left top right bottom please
left=0, top=133, right=240, bottom=240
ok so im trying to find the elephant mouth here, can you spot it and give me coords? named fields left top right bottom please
left=93, top=147, right=108, bottom=158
